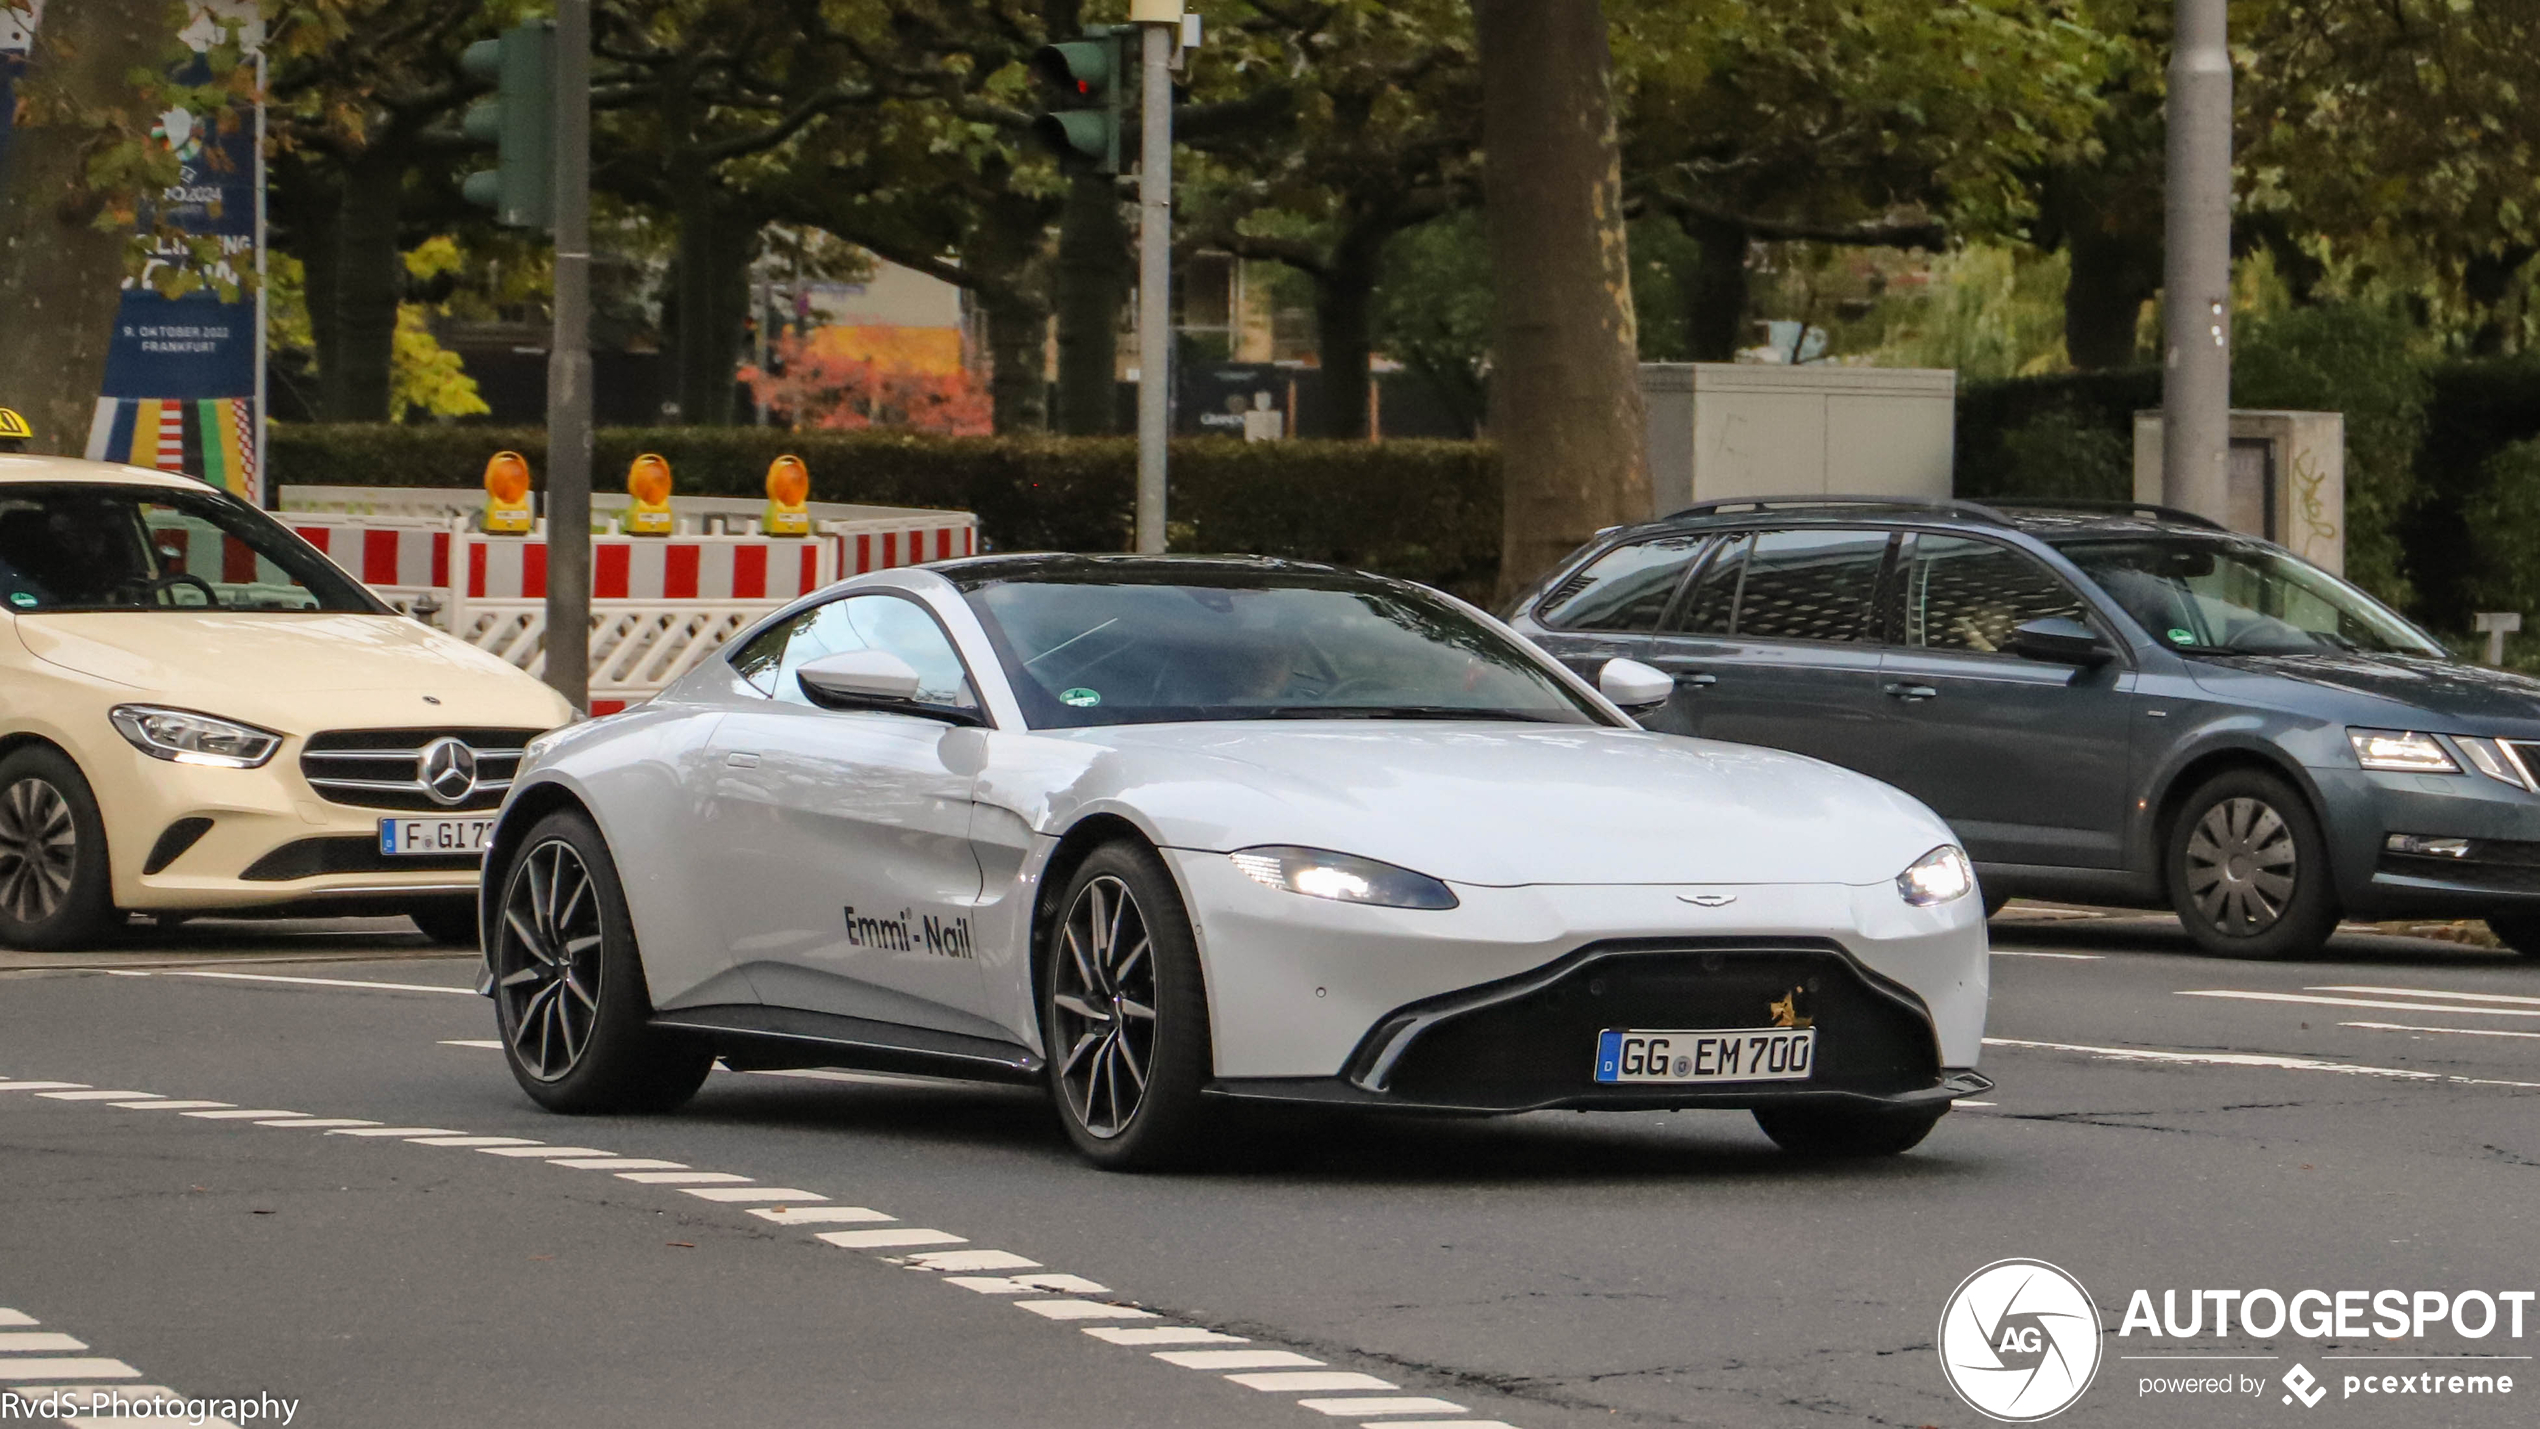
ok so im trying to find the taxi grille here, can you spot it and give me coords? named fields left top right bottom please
left=299, top=728, right=539, bottom=812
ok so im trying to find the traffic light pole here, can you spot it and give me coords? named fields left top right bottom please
left=1132, top=9, right=1176, bottom=556
left=545, top=0, right=593, bottom=709
left=2161, top=0, right=2232, bottom=524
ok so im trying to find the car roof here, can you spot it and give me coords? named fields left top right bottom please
left=933, top=551, right=1387, bottom=592
left=0, top=453, right=206, bottom=491
left=1606, top=495, right=2236, bottom=546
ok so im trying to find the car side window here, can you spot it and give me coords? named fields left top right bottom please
left=1671, top=533, right=1750, bottom=635
left=1901, top=534, right=2090, bottom=654
left=1720, top=529, right=1893, bottom=643
left=1536, top=536, right=1710, bottom=632
left=730, top=594, right=980, bottom=710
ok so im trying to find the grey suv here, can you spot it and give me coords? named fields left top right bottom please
left=1510, top=497, right=2540, bottom=961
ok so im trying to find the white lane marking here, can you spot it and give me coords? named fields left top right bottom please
left=1296, top=1397, right=1466, bottom=1417
left=408, top=1136, right=542, bottom=1148
left=1372, top=1421, right=1521, bottom=1428
left=2177, top=990, right=2540, bottom=1018
left=34, top=1092, right=156, bottom=1102
left=1014, top=1300, right=1157, bottom=1321
left=182, top=1110, right=307, bottom=1120
left=747, top=1206, right=891, bottom=1225
left=439, top=1040, right=502, bottom=1049
left=1157, top=1350, right=1325, bottom=1370
left=0, top=1334, right=87, bottom=1352
left=261, top=1118, right=375, bottom=1128
left=620, top=1171, right=752, bottom=1185
left=682, top=1186, right=825, bottom=1203
left=325, top=1126, right=462, bottom=1137
left=110, top=969, right=474, bottom=996
left=2315, top=985, right=2540, bottom=1007
left=1983, top=1036, right=2540, bottom=1090
left=548, top=1158, right=686, bottom=1171
left=0, top=1314, right=33, bottom=1328
left=0, top=1084, right=87, bottom=1093
left=111, top=1101, right=231, bottom=1110
left=1231, top=1372, right=1398, bottom=1393
left=816, top=1228, right=966, bottom=1250
left=946, top=1274, right=1110, bottom=1296
left=1989, top=950, right=2104, bottom=960
left=1085, top=1326, right=1249, bottom=1347
left=2344, top=1021, right=2540, bottom=1041
left=904, top=1249, right=1040, bottom=1273
left=478, top=1145, right=609, bottom=1158
left=0, top=1361, right=139, bottom=1383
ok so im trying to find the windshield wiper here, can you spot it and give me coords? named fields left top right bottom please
left=1258, top=704, right=1569, bottom=723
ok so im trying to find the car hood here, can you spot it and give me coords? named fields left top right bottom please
left=2189, top=651, right=2540, bottom=730
left=15, top=612, right=571, bottom=732
left=1038, top=721, right=1954, bottom=888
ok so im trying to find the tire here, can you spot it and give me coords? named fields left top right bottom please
left=1753, top=1102, right=1947, bottom=1157
left=0, top=745, right=115, bottom=951
left=2483, top=914, right=2540, bottom=960
left=408, top=898, right=481, bottom=948
left=2165, top=768, right=2339, bottom=960
left=487, top=810, right=712, bottom=1114
left=1040, top=840, right=1213, bottom=1171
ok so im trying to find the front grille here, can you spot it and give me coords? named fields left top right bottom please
left=242, top=836, right=481, bottom=881
left=299, top=727, right=539, bottom=812
left=1353, top=942, right=1941, bottom=1111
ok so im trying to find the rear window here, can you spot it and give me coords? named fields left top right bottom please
left=1669, top=528, right=1891, bottom=643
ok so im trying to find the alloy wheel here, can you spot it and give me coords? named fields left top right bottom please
left=2183, top=796, right=2298, bottom=935
left=496, top=838, right=605, bottom=1081
left=0, top=777, right=75, bottom=925
left=1051, top=874, right=1159, bottom=1139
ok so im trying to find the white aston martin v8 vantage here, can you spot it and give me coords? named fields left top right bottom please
left=479, top=554, right=1991, bottom=1167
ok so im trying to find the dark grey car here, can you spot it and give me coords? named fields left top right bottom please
left=1510, top=496, right=2540, bottom=961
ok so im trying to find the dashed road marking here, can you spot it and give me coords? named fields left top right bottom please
left=112, top=1101, right=231, bottom=1110
left=36, top=1091, right=156, bottom=1102
left=904, top=1249, right=1039, bottom=1272
left=748, top=1205, right=892, bottom=1225
left=1984, top=1036, right=2540, bottom=1089
left=477, top=1144, right=609, bottom=1158
left=2344, top=1021, right=2540, bottom=1041
left=2314, top=984, right=2540, bottom=1007
left=1015, top=1299, right=1157, bottom=1321
left=1086, top=1326, right=1250, bottom=1346
left=182, top=1109, right=307, bottom=1120
left=682, top=1186, right=825, bottom=1203
left=325, top=1126, right=461, bottom=1137
left=0, top=1083, right=87, bottom=1093
left=407, top=1135, right=543, bottom=1147
left=0, top=1334, right=87, bottom=1353
left=0, top=1305, right=257, bottom=1429
left=106, top=969, right=474, bottom=996
left=1158, top=1350, right=1324, bottom=1369
left=620, top=1171, right=752, bottom=1184
left=0, top=1360, right=141, bottom=1382
left=1298, top=1396, right=1466, bottom=1416
left=2178, top=989, right=2540, bottom=1018
left=1233, top=1372, right=1398, bottom=1392
left=548, top=1157, right=686, bottom=1171
left=258, top=1118, right=374, bottom=1129
left=948, top=1274, right=1109, bottom=1296
left=816, top=1228, right=965, bottom=1250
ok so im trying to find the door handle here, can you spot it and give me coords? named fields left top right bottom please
left=724, top=751, right=762, bottom=768
left=1677, top=673, right=1719, bottom=689
left=1884, top=683, right=1939, bottom=702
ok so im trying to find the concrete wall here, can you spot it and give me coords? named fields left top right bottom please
left=1640, top=364, right=1956, bottom=519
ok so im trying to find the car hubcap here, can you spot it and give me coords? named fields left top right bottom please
left=2185, top=796, right=2297, bottom=935
left=1051, top=874, right=1157, bottom=1139
left=496, top=838, right=604, bottom=1081
left=0, top=778, right=75, bottom=925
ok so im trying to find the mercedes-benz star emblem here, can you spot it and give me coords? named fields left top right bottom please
left=419, top=737, right=478, bottom=806
left=1677, top=892, right=1737, bottom=907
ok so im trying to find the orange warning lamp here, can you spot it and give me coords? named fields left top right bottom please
left=625, top=452, right=674, bottom=536
left=763, top=454, right=811, bottom=537
left=482, top=451, right=534, bottom=534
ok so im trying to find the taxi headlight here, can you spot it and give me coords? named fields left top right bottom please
left=108, top=705, right=282, bottom=768
left=1896, top=844, right=1974, bottom=907
left=2349, top=728, right=2459, bottom=774
left=1228, top=846, right=1459, bottom=910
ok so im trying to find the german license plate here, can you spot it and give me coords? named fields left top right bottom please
left=1594, top=1027, right=1816, bottom=1084
left=378, top=817, right=495, bottom=856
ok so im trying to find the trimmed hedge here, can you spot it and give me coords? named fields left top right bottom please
left=269, top=425, right=1505, bottom=601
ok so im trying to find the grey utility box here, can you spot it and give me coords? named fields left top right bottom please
left=2131, top=410, right=2346, bottom=575
left=1639, top=363, right=1957, bottom=520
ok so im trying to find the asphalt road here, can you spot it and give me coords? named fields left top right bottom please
left=3, top=909, right=2537, bottom=1428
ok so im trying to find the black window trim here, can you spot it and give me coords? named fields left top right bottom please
left=728, top=587, right=999, bottom=728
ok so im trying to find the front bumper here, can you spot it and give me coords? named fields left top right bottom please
left=2317, top=766, right=2540, bottom=918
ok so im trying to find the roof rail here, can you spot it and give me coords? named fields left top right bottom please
left=1664, top=495, right=2014, bottom=526
left=1977, top=496, right=2229, bottom=531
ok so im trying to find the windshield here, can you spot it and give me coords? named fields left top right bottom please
left=2054, top=537, right=2442, bottom=657
left=962, top=569, right=1612, bottom=729
left=0, top=482, right=382, bottom=614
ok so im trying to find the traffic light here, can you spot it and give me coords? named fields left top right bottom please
left=1030, top=25, right=1135, bottom=173
left=460, top=21, right=556, bottom=230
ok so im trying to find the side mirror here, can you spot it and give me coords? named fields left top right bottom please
left=1598, top=657, right=1675, bottom=714
left=796, top=650, right=988, bottom=726
left=2004, top=616, right=2112, bottom=667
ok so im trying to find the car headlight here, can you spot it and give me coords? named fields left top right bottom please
left=2349, top=728, right=2458, bottom=774
left=1228, top=846, right=1459, bottom=910
left=108, top=705, right=282, bottom=768
left=1896, top=844, right=1974, bottom=907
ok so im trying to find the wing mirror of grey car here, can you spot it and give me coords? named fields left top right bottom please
left=1597, top=658, right=1676, bottom=714
left=796, top=651, right=987, bottom=726
left=2004, top=616, right=2113, bottom=667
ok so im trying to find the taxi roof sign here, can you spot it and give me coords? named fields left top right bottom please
left=0, top=408, right=30, bottom=441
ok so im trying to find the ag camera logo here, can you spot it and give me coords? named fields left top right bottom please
left=1940, top=1259, right=2104, bottom=1421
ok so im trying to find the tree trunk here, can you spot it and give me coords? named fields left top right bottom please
left=1475, top=0, right=1649, bottom=601
left=322, top=147, right=404, bottom=421
left=970, top=186, right=1052, bottom=434
left=1054, top=170, right=1127, bottom=435
left=0, top=0, right=167, bottom=454
left=669, top=179, right=752, bottom=426
left=280, top=160, right=346, bottom=416
left=2064, top=227, right=2158, bottom=371
left=1685, top=214, right=1749, bottom=362
left=1310, top=232, right=1383, bottom=440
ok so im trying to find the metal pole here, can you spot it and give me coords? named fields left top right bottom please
left=2161, top=0, right=2232, bottom=523
left=545, top=0, right=592, bottom=709
left=1133, top=18, right=1174, bottom=555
